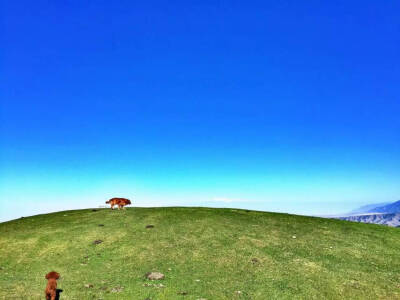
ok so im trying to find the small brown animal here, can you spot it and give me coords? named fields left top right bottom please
left=105, top=197, right=132, bottom=210
left=45, top=271, right=60, bottom=300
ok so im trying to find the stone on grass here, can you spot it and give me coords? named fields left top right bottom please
left=145, top=272, right=165, bottom=280
left=111, top=286, right=124, bottom=293
left=84, top=284, right=93, bottom=288
left=143, top=283, right=165, bottom=288
left=93, top=239, right=103, bottom=245
left=177, top=291, right=188, bottom=295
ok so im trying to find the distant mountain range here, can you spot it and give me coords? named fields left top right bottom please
left=347, top=200, right=400, bottom=215
left=348, top=202, right=391, bottom=215
left=338, top=200, right=400, bottom=227
left=364, top=200, right=400, bottom=214
left=339, top=213, right=400, bottom=227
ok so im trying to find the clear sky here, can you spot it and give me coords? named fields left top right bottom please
left=1, top=1, right=399, bottom=222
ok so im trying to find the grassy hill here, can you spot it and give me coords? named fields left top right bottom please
left=0, top=207, right=399, bottom=299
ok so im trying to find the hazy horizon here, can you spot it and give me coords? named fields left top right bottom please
left=1, top=1, right=399, bottom=223
left=1, top=198, right=398, bottom=223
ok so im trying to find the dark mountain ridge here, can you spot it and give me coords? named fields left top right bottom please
left=366, top=200, right=400, bottom=214
left=341, top=200, right=400, bottom=227
left=339, top=213, right=400, bottom=227
left=348, top=202, right=390, bottom=215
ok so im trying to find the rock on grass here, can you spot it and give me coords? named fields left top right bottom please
left=111, top=286, right=124, bottom=293
left=177, top=291, right=188, bottom=295
left=145, top=272, right=165, bottom=280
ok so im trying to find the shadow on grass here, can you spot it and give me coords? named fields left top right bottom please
left=55, top=289, right=63, bottom=300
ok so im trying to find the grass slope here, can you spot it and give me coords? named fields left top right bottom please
left=0, top=207, right=399, bottom=300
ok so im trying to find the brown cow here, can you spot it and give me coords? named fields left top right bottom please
left=105, top=197, right=132, bottom=210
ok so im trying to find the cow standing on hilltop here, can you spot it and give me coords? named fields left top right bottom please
left=105, top=198, right=132, bottom=210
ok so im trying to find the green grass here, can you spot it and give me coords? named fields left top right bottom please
left=0, top=207, right=399, bottom=299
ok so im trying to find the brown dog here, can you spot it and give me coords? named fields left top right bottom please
left=45, top=271, right=60, bottom=300
left=105, top=197, right=132, bottom=210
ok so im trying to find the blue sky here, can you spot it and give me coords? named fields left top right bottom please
left=1, top=1, right=399, bottom=222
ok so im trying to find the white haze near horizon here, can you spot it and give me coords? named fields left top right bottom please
left=0, top=196, right=389, bottom=223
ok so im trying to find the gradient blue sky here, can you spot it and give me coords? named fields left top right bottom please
left=1, top=1, right=399, bottom=222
